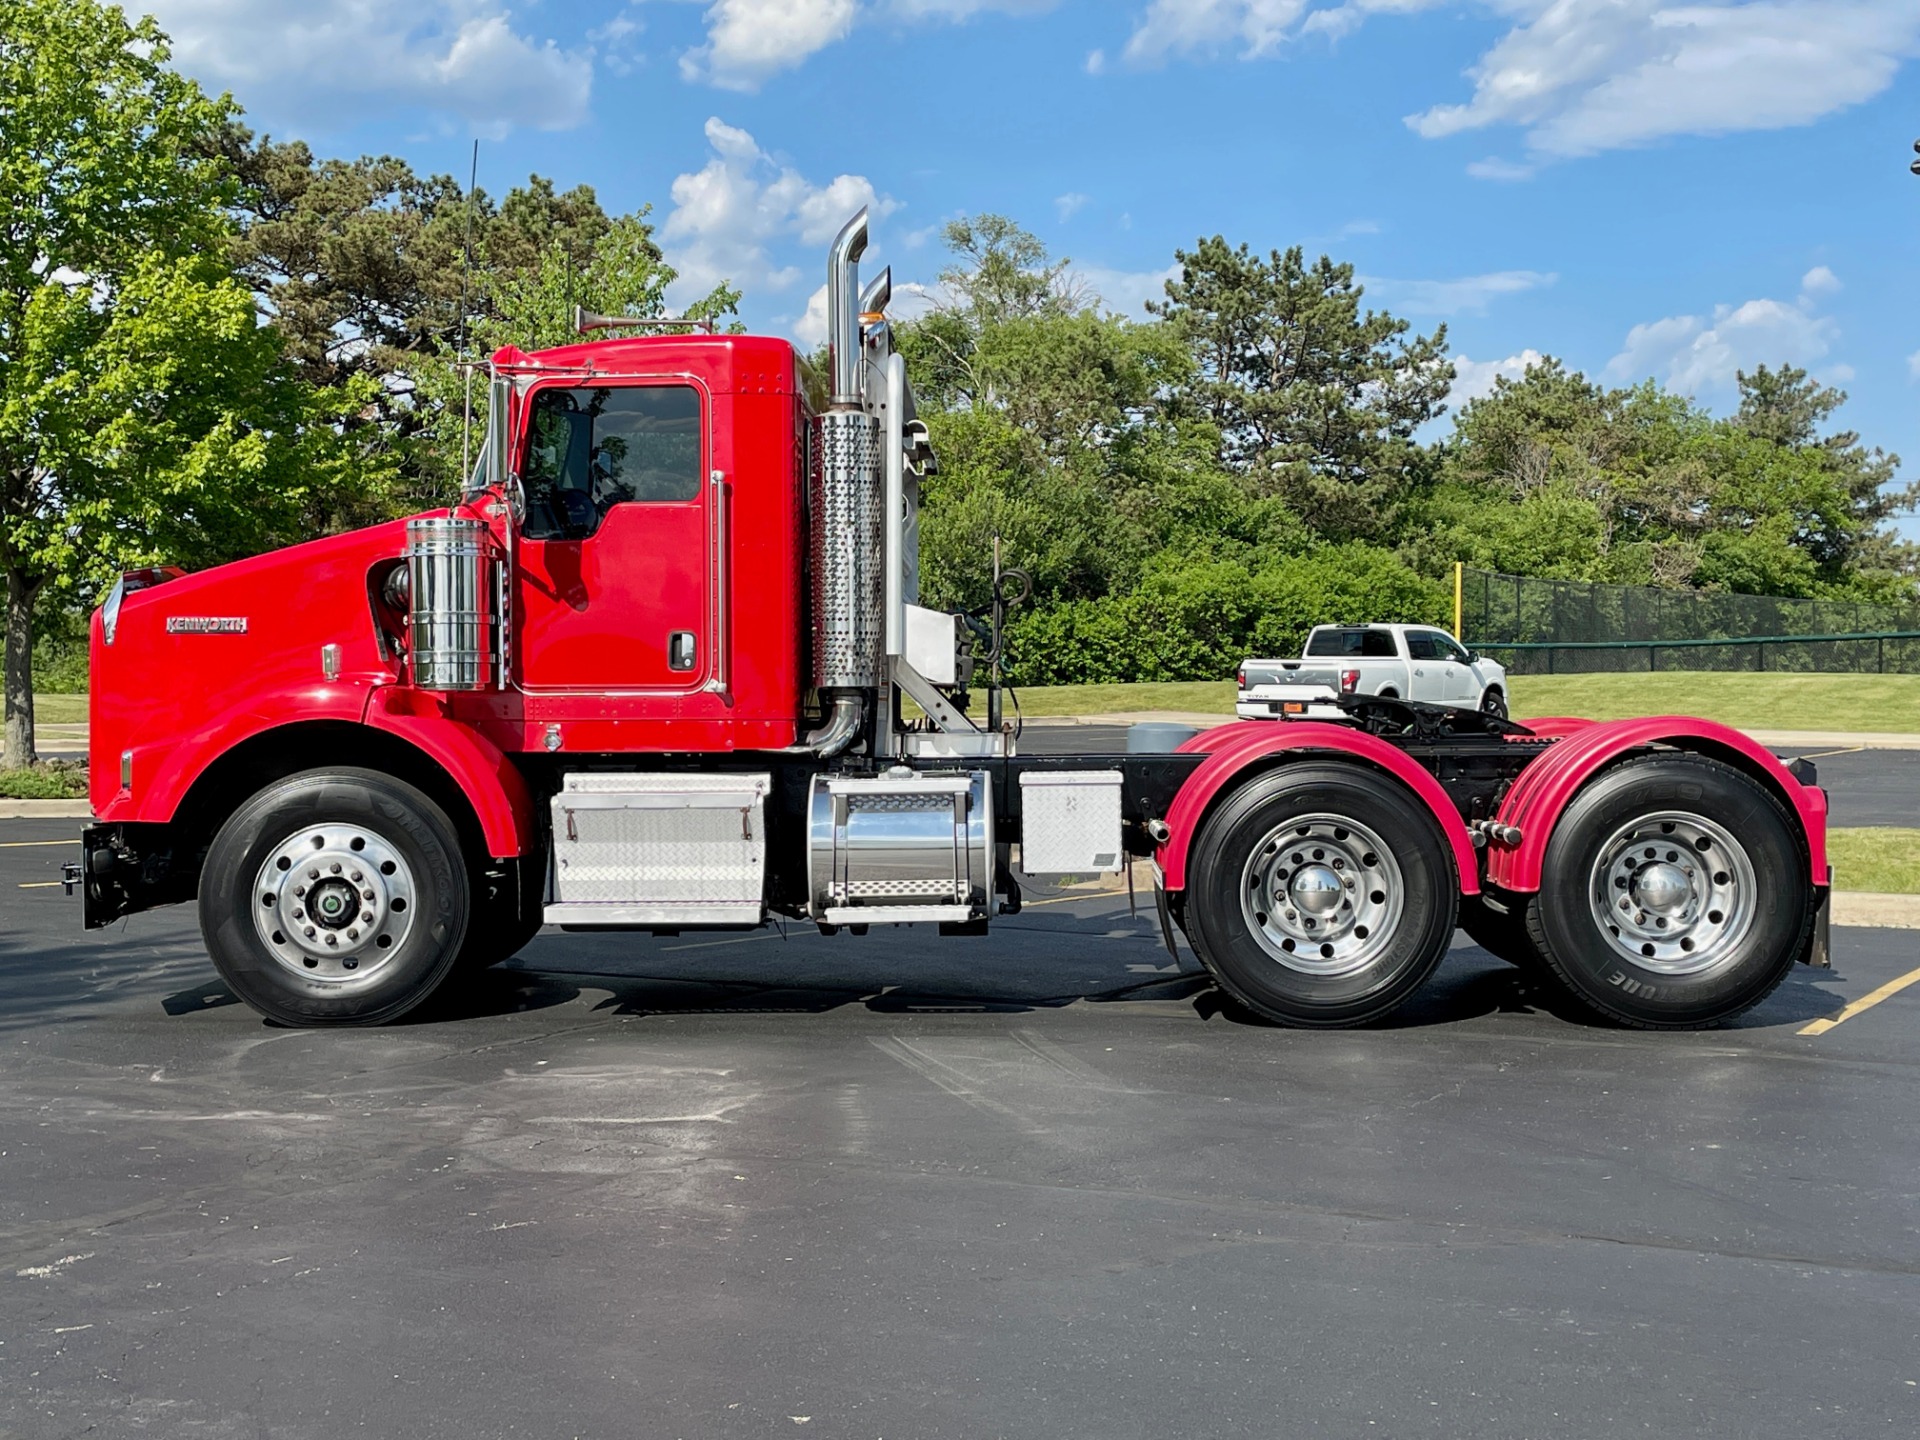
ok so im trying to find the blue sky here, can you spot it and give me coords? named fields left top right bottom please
left=146, top=1, right=1920, bottom=532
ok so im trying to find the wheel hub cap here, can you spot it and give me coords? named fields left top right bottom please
left=1290, top=864, right=1345, bottom=916
left=1631, top=861, right=1691, bottom=914
left=1241, top=814, right=1404, bottom=977
left=1587, top=810, right=1756, bottom=975
left=252, top=824, right=417, bottom=986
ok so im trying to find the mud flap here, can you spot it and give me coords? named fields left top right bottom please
left=1153, top=867, right=1180, bottom=961
left=1802, top=870, right=1832, bottom=969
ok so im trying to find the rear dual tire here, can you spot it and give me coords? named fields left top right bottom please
left=1184, top=764, right=1458, bottom=1027
left=1523, top=754, right=1810, bottom=1029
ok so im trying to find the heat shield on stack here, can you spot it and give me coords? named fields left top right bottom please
left=810, top=408, right=884, bottom=690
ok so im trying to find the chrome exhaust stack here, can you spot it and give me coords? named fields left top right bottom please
left=811, top=208, right=883, bottom=752
left=827, top=208, right=870, bottom=408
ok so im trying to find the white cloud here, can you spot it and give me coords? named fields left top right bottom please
left=1362, top=268, right=1556, bottom=318
left=679, top=0, right=857, bottom=90
left=1055, top=192, right=1091, bottom=222
left=1906, top=348, right=1920, bottom=381
left=661, top=117, right=899, bottom=310
left=145, top=0, right=592, bottom=133
left=1106, top=2, right=1920, bottom=168
left=1407, top=1, right=1920, bottom=161
left=1121, top=0, right=1313, bottom=65
left=1448, top=348, right=1547, bottom=406
left=1605, top=276, right=1842, bottom=397
left=676, top=0, right=1061, bottom=90
left=1072, top=263, right=1181, bottom=317
left=1799, top=264, right=1841, bottom=300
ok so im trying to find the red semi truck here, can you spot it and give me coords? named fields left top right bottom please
left=76, top=211, right=1830, bottom=1031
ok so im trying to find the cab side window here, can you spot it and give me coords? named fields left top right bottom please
left=521, top=384, right=703, bottom=540
left=1405, top=631, right=1440, bottom=660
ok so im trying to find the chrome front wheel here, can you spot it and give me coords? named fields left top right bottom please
left=252, top=823, right=420, bottom=990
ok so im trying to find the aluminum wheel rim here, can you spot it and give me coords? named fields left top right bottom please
left=1587, top=810, right=1756, bottom=976
left=252, top=823, right=418, bottom=987
left=1240, top=813, right=1405, bottom=977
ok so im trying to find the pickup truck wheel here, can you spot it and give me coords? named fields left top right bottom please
left=1525, top=754, right=1810, bottom=1029
left=1481, top=688, right=1508, bottom=719
left=1185, top=764, right=1458, bottom=1027
left=200, top=769, right=470, bottom=1026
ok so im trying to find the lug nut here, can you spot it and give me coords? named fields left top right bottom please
left=291, top=908, right=304, bottom=920
left=329, top=863, right=342, bottom=875
left=347, top=928, right=359, bottom=940
left=361, top=889, right=374, bottom=901
left=325, top=934, right=338, bottom=946
left=350, top=871, right=362, bottom=883
left=361, top=912, right=375, bottom=924
left=303, top=927, right=316, bottom=938
left=293, top=885, right=306, bottom=897
left=308, top=869, right=320, bottom=880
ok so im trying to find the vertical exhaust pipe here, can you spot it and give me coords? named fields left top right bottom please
left=828, top=208, right=870, bottom=407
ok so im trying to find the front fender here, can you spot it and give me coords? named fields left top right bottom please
left=1157, top=721, right=1481, bottom=896
left=95, top=680, right=378, bottom=826
left=365, top=687, right=536, bottom=859
left=1486, top=716, right=1828, bottom=892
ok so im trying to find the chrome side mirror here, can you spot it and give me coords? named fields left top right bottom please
left=485, top=374, right=512, bottom=491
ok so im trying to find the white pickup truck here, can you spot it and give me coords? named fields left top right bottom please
left=1237, top=624, right=1509, bottom=720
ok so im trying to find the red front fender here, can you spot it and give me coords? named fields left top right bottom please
left=365, top=688, right=536, bottom=859
left=1156, top=722, right=1481, bottom=896
left=1486, top=716, right=1828, bottom=892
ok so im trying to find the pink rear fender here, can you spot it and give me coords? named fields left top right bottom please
left=1486, top=716, right=1828, bottom=893
left=1156, top=721, right=1481, bottom=897
left=365, top=688, right=537, bottom=860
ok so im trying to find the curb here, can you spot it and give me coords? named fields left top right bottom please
left=0, top=800, right=91, bottom=820
left=1831, top=892, right=1920, bottom=930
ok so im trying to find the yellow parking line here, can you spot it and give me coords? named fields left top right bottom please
left=1799, top=962, right=1920, bottom=1036
left=17, top=881, right=64, bottom=889
left=0, top=839, right=81, bottom=849
left=1794, top=746, right=1865, bottom=760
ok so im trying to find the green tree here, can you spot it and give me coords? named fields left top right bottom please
left=1, top=0, right=228, bottom=762
left=403, top=209, right=739, bottom=500
left=1153, top=238, right=1452, bottom=541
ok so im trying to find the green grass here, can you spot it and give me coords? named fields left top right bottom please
left=1828, top=828, right=1920, bottom=895
left=1013, top=681, right=1239, bottom=717
left=1509, top=673, right=1920, bottom=733
left=31, top=693, right=87, bottom=725
left=1007, top=673, right=1920, bottom=733
left=0, top=760, right=87, bottom=800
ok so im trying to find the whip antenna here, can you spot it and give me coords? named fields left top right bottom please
left=458, top=139, right=479, bottom=490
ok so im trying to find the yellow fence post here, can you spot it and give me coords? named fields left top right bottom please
left=1453, top=562, right=1464, bottom=639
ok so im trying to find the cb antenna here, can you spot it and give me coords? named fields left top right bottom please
left=459, top=139, right=480, bottom=490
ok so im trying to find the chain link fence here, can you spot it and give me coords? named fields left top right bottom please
left=1458, top=567, right=1920, bottom=675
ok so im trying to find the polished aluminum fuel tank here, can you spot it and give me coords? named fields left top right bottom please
left=808, top=769, right=993, bottom=925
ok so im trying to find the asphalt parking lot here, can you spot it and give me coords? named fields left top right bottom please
left=4, top=806, right=1919, bottom=1439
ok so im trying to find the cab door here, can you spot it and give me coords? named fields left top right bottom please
left=514, top=380, right=711, bottom=693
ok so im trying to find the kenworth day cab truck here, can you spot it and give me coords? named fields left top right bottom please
left=77, top=212, right=1831, bottom=1031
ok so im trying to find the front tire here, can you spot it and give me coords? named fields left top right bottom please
left=1184, top=764, right=1459, bottom=1027
left=200, top=769, right=470, bottom=1026
left=1481, top=687, right=1508, bottom=719
left=1525, top=754, right=1810, bottom=1029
